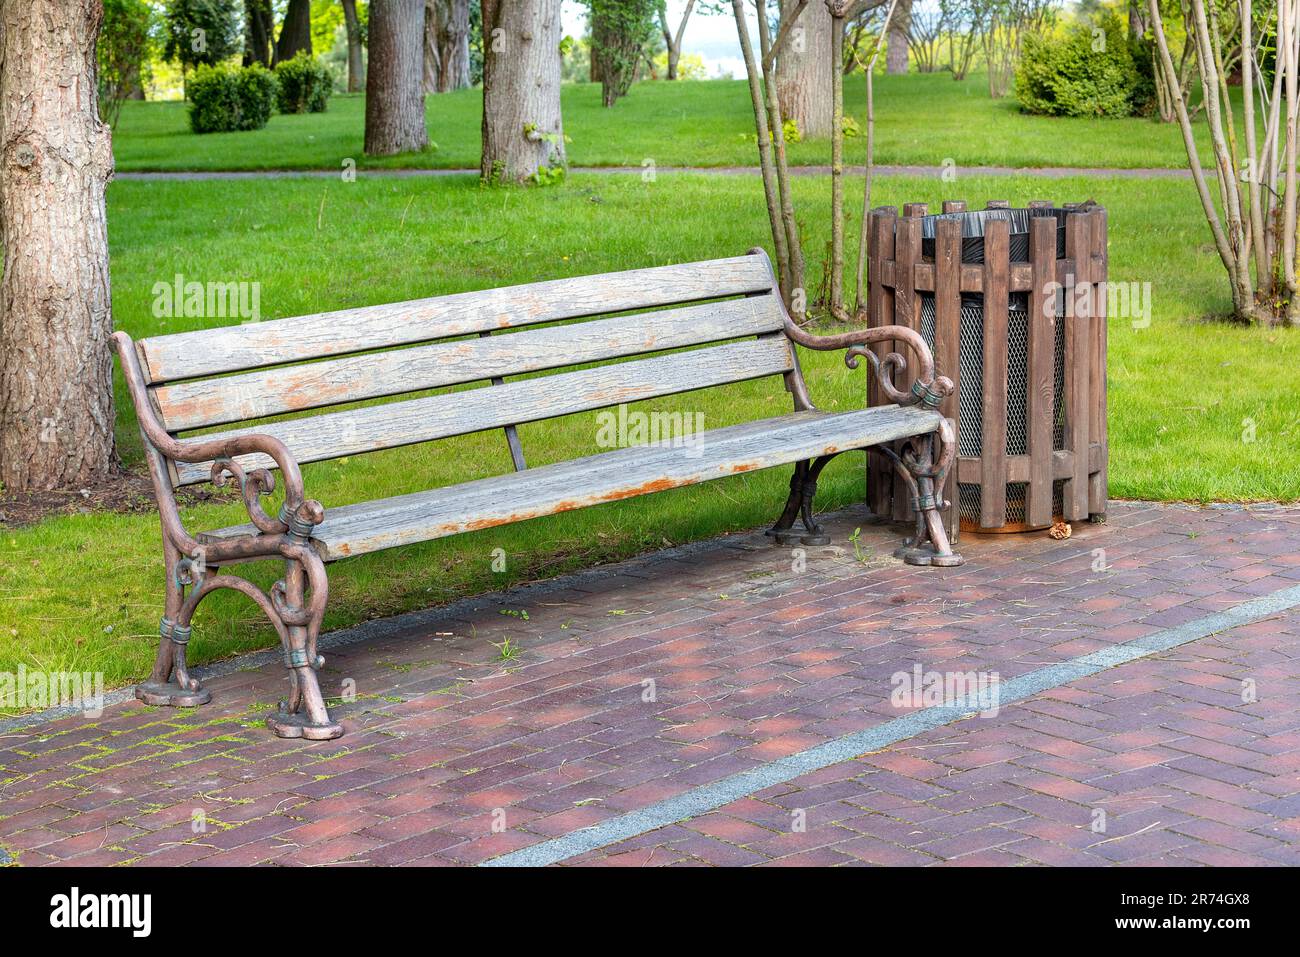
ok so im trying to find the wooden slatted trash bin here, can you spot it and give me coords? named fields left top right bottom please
left=865, top=199, right=1108, bottom=535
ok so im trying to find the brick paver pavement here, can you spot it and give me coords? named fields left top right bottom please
left=1, top=501, right=1298, bottom=866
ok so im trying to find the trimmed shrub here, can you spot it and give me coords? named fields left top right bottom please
left=274, top=51, right=332, bottom=114
left=1016, top=14, right=1147, bottom=119
left=187, top=63, right=277, bottom=133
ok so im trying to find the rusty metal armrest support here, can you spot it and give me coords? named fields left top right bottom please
left=780, top=319, right=955, bottom=412
left=751, top=254, right=963, bottom=567
left=111, top=331, right=322, bottom=551
left=111, top=332, right=341, bottom=739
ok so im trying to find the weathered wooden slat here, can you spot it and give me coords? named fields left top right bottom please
left=892, top=212, right=922, bottom=523
left=912, top=260, right=1081, bottom=294
left=867, top=207, right=897, bottom=519
left=152, top=295, right=785, bottom=432
left=1026, top=215, right=1057, bottom=527
left=933, top=217, right=962, bottom=530
left=1063, top=211, right=1092, bottom=521
left=941, top=200, right=967, bottom=214
left=199, top=406, right=943, bottom=560
left=979, top=217, right=1010, bottom=529
left=956, top=447, right=1101, bottom=484
left=172, top=337, right=795, bottom=485
left=138, top=255, right=776, bottom=383
left=1088, top=207, right=1109, bottom=517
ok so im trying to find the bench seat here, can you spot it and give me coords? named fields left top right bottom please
left=199, top=406, right=942, bottom=561
left=113, top=248, right=962, bottom=739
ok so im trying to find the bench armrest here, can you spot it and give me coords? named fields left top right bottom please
left=111, top=331, right=322, bottom=539
left=782, top=321, right=954, bottom=411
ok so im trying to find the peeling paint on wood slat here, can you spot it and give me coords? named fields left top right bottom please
left=198, top=406, right=941, bottom=559
left=139, top=255, right=774, bottom=382
left=172, top=338, right=796, bottom=485
left=152, top=296, right=785, bottom=432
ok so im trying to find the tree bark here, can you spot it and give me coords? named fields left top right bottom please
left=0, top=0, right=117, bottom=491
left=342, top=0, right=364, bottom=92
left=480, top=0, right=566, bottom=182
left=440, top=0, right=471, bottom=91
left=424, top=0, right=442, bottom=93
left=274, top=0, right=313, bottom=64
left=775, top=0, right=833, bottom=138
left=244, top=0, right=274, bottom=66
left=425, top=0, right=471, bottom=93
left=366, top=0, right=430, bottom=156
left=886, top=0, right=911, bottom=75
left=658, top=0, right=695, bottom=80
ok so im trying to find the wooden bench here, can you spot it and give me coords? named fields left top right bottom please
left=113, top=248, right=961, bottom=740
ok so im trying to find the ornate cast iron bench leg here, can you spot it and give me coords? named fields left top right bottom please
left=136, top=541, right=212, bottom=708
left=875, top=419, right=964, bottom=567
left=766, top=455, right=837, bottom=547
left=266, top=544, right=342, bottom=740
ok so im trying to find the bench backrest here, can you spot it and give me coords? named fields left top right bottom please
left=135, top=253, right=800, bottom=487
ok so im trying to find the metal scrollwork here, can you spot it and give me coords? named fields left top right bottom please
left=211, top=457, right=284, bottom=534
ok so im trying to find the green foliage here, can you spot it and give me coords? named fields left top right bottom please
left=274, top=51, right=333, bottom=114
left=187, top=63, right=278, bottom=133
left=1016, top=13, right=1148, bottom=118
left=98, top=0, right=155, bottom=128
left=162, top=0, right=240, bottom=73
left=530, top=164, right=567, bottom=187
left=587, top=0, right=658, bottom=106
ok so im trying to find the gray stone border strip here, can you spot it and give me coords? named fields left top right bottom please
left=481, top=582, right=1300, bottom=867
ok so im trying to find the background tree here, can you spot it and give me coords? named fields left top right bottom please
left=936, top=0, right=981, bottom=80
left=775, top=0, right=833, bottom=138
left=342, top=0, right=366, bottom=91
left=1149, top=0, right=1298, bottom=324
left=274, top=0, right=314, bottom=61
left=588, top=0, right=658, bottom=106
left=425, top=0, right=471, bottom=93
left=365, top=0, right=428, bottom=155
left=0, top=0, right=117, bottom=492
left=906, top=3, right=943, bottom=72
left=885, top=0, right=910, bottom=73
left=98, top=0, right=155, bottom=126
left=480, top=0, right=566, bottom=181
left=243, top=0, right=274, bottom=65
left=162, top=0, right=239, bottom=83
left=657, top=0, right=696, bottom=80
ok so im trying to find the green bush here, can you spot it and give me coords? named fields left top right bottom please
left=187, top=63, right=277, bottom=133
left=274, top=51, right=332, bottom=114
left=1016, top=14, right=1147, bottom=118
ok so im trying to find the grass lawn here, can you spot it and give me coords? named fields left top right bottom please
left=110, top=73, right=1220, bottom=173
left=2, top=170, right=1295, bottom=708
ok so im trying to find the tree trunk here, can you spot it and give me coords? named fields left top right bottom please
left=424, top=0, right=442, bottom=93
left=659, top=0, right=694, bottom=80
left=274, top=0, right=313, bottom=64
left=775, top=0, right=833, bottom=138
left=886, top=0, right=911, bottom=75
left=0, top=0, right=117, bottom=492
left=343, top=0, right=364, bottom=92
left=424, top=0, right=470, bottom=93
left=244, top=0, right=274, bottom=66
left=480, top=0, right=565, bottom=182
left=366, top=0, right=430, bottom=155
left=591, top=2, right=650, bottom=108
left=438, top=0, right=471, bottom=91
